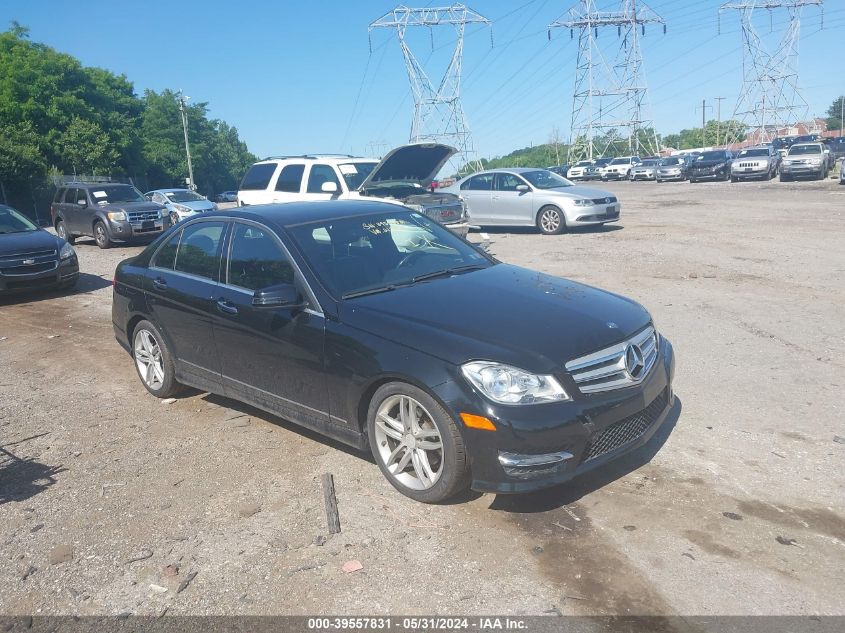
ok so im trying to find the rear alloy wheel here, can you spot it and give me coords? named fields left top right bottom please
left=132, top=320, right=182, bottom=398
left=55, top=220, right=75, bottom=245
left=94, top=220, right=111, bottom=249
left=368, top=383, right=469, bottom=503
left=537, top=206, right=566, bottom=235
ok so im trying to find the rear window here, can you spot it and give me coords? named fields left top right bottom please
left=240, top=163, right=277, bottom=191
left=275, top=164, right=305, bottom=193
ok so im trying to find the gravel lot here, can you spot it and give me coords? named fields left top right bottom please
left=1, top=178, right=843, bottom=617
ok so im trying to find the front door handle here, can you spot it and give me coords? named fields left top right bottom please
left=216, top=299, right=238, bottom=315
left=152, top=277, right=168, bottom=290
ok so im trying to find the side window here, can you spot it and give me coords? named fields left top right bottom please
left=463, top=174, right=494, bottom=191
left=174, top=221, right=226, bottom=280
left=494, top=173, right=523, bottom=192
left=153, top=193, right=166, bottom=204
left=63, top=188, right=78, bottom=204
left=306, top=164, right=341, bottom=193
left=275, top=164, right=305, bottom=192
left=53, top=188, right=66, bottom=203
left=239, top=163, right=277, bottom=190
left=227, top=223, right=294, bottom=291
left=76, top=190, right=89, bottom=205
left=153, top=230, right=181, bottom=270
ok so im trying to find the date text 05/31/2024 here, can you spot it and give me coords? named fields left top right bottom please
left=306, top=617, right=528, bottom=630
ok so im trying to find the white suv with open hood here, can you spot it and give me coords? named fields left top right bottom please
left=237, top=143, right=469, bottom=236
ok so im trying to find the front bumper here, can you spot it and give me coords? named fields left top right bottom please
left=567, top=203, right=620, bottom=226
left=781, top=163, right=823, bottom=176
left=434, top=337, right=675, bottom=493
left=108, top=217, right=170, bottom=241
left=631, top=171, right=655, bottom=180
left=0, top=258, right=79, bottom=295
left=689, top=168, right=728, bottom=181
left=656, top=170, right=684, bottom=181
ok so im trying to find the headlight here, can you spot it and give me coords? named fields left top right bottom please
left=107, top=211, right=126, bottom=222
left=461, top=361, right=570, bottom=405
left=211, top=203, right=219, bottom=211
left=175, top=204, right=193, bottom=214
left=59, top=241, right=76, bottom=260
left=809, top=158, right=822, bottom=165
left=573, top=198, right=592, bottom=206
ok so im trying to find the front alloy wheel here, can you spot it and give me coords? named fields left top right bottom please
left=537, top=206, right=565, bottom=235
left=94, top=220, right=111, bottom=249
left=368, top=383, right=469, bottom=503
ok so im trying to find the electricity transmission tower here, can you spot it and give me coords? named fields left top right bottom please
left=369, top=4, right=490, bottom=172
left=719, top=0, right=823, bottom=144
left=550, top=0, right=665, bottom=163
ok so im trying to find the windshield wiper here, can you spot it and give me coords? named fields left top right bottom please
left=342, top=282, right=413, bottom=299
left=412, top=264, right=487, bottom=284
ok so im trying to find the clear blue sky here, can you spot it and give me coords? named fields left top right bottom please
left=4, top=0, right=843, bottom=164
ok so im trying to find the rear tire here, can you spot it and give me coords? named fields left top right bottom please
left=537, top=206, right=566, bottom=235
left=55, top=220, right=75, bottom=245
left=367, top=382, right=469, bottom=503
left=94, top=220, right=111, bottom=249
left=131, top=319, right=182, bottom=398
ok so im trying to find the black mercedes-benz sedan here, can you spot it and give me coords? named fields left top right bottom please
left=112, top=201, right=675, bottom=502
left=1, top=204, right=79, bottom=295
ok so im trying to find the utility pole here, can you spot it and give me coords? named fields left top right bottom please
left=696, top=99, right=712, bottom=148
left=550, top=0, right=666, bottom=163
left=714, top=96, right=726, bottom=146
left=719, top=0, right=823, bottom=145
left=176, top=90, right=196, bottom=191
left=369, top=4, right=491, bottom=172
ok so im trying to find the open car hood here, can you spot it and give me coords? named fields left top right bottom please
left=358, top=143, right=456, bottom=191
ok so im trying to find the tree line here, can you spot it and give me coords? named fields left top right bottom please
left=0, top=24, right=255, bottom=218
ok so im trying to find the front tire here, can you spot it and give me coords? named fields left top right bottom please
left=367, top=382, right=469, bottom=503
left=132, top=320, right=182, bottom=398
left=55, top=220, right=75, bottom=245
left=537, top=206, right=566, bottom=235
left=94, top=220, right=111, bottom=249
left=170, top=211, right=180, bottom=225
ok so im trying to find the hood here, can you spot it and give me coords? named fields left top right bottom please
left=97, top=201, right=165, bottom=213
left=359, top=143, right=457, bottom=191
left=546, top=185, right=615, bottom=200
left=0, top=228, right=61, bottom=256
left=339, top=264, right=651, bottom=373
left=171, top=200, right=215, bottom=212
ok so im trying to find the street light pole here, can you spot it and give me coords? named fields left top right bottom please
left=177, top=90, right=196, bottom=191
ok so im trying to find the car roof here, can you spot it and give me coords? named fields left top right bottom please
left=253, top=155, right=375, bottom=165
left=191, top=200, right=409, bottom=228
left=149, top=188, right=191, bottom=193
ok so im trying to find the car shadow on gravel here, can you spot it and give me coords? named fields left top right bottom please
left=473, top=224, right=623, bottom=236
left=0, top=273, right=112, bottom=306
left=0, top=443, right=65, bottom=505
left=487, top=397, right=683, bottom=514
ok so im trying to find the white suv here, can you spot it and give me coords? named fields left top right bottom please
left=601, top=156, right=641, bottom=181
left=237, top=143, right=469, bottom=236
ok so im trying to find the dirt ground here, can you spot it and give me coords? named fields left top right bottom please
left=1, top=177, right=843, bottom=617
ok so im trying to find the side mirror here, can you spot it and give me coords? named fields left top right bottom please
left=77, top=200, right=87, bottom=208
left=321, top=181, right=339, bottom=194
left=515, top=184, right=530, bottom=192
left=252, top=283, right=305, bottom=309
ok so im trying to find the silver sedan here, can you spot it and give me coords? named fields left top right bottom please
left=442, top=168, right=620, bottom=235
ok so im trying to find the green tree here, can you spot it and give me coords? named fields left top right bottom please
left=0, top=120, right=46, bottom=202
left=55, top=117, right=119, bottom=174
left=826, top=96, right=844, bottom=134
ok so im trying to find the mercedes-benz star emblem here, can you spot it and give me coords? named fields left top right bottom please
left=625, top=343, right=645, bottom=378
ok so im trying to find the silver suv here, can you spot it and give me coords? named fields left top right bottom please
left=237, top=144, right=468, bottom=236
left=731, top=146, right=780, bottom=182
left=780, top=143, right=830, bottom=181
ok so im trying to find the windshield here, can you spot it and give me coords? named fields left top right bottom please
left=594, top=158, right=612, bottom=166
left=610, top=158, right=630, bottom=165
left=574, top=161, right=592, bottom=167
left=91, top=185, right=145, bottom=205
left=0, top=205, right=39, bottom=234
left=660, top=157, right=683, bottom=166
left=697, top=151, right=728, bottom=161
left=164, top=190, right=205, bottom=203
left=640, top=159, right=659, bottom=166
left=521, top=170, right=572, bottom=189
left=338, top=161, right=378, bottom=190
left=288, top=210, right=491, bottom=299
left=739, top=149, right=770, bottom=158
left=788, top=145, right=821, bottom=155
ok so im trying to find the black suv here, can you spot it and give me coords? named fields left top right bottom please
left=51, top=183, right=170, bottom=249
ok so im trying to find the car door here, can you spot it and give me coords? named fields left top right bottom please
left=212, top=220, right=330, bottom=430
left=62, top=188, right=82, bottom=233
left=145, top=220, right=228, bottom=393
left=271, top=163, right=306, bottom=203
left=459, top=173, right=495, bottom=224
left=492, top=172, right=533, bottom=226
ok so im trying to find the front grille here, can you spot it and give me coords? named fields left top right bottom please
left=1, top=261, right=57, bottom=275
left=0, top=249, right=58, bottom=276
left=737, top=162, right=764, bottom=168
left=565, top=326, right=658, bottom=394
left=582, top=391, right=667, bottom=461
left=127, top=210, right=160, bottom=223
left=590, top=196, right=617, bottom=204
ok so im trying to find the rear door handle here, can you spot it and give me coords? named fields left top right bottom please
left=152, top=277, right=168, bottom=290
left=216, top=299, right=238, bottom=315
